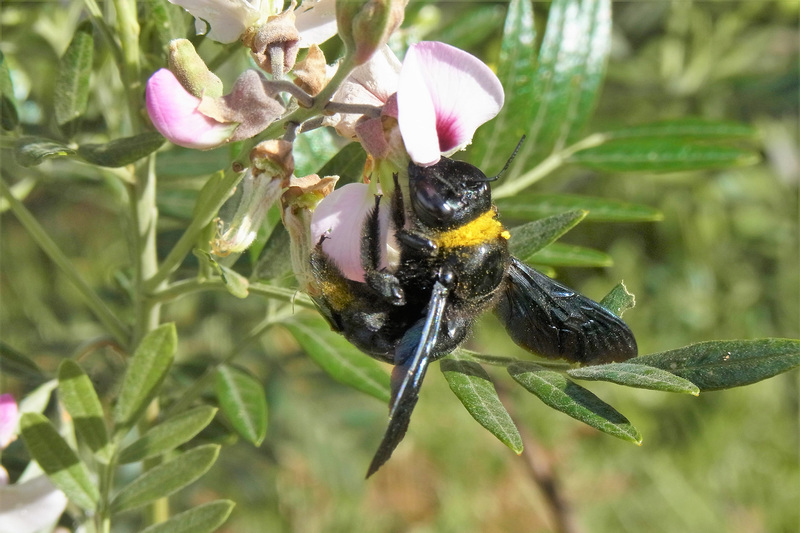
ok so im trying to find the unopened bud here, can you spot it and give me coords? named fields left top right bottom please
left=243, top=7, right=301, bottom=75
left=337, top=0, right=407, bottom=65
left=167, top=39, right=223, bottom=98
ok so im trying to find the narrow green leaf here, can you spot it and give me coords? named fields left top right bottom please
left=0, top=341, right=44, bottom=378
left=435, top=5, right=505, bottom=50
left=474, top=0, right=536, bottom=170
left=317, top=142, right=367, bottom=186
left=282, top=313, right=390, bottom=403
left=508, top=210, right=587, bottom=259
left=525, top=0, right=611, bottom=162
left=77, top=132, right=165, bottom=167
left=111, top=444, right=220, bottom=513
left=599, top=282, right=635, bottom=318
left=114, top=323, right=177, bottom=430
left=19, top=380, right=58, bottom=416
left=0, top=51, right=19, bottom=130
left=569, top=139, right=760, bottom=172
left=118, top=406, right=218, bottom=464
left=508, top=362, right=641, bottom=444
left=605, top=119, right=759, bottom=141
left=214, top=366, right=267, bottom=446
left=635, top=339, right=800, bottom=391
left=139, top=500, right=235, bottom=533
left=441, top=359, right=523, bottom=454
left=496, top=193, right=663, bottom=223
left=55, top=21, right=93, bottom=126
left=57, top=360, right=110, bottom=458
left=254, top=224, right=293, bottom=280
left=568, top=363, right=700, bottom=395
left=19, top=413, right=99, bottom=510
left=14, top=137, right=76, bottom=167
left=527, top=242, right=612, bottom=267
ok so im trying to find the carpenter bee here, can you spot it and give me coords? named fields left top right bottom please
left=309, top=151, right=637, bottom=477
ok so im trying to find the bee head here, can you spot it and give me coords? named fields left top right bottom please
left=407, top=158, right=493, bottom=229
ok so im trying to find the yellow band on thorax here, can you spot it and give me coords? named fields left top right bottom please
left=435, top=210, right=510, bottom=249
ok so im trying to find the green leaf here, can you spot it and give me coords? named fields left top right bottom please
left=568, top=363, right=700, bottom=395
left=495, top=193, right=663, bottom=223
left=440, top=359, right=523, bottom=454
left=193, top=250, right=249, bottom=298
left=282, top=313, right=390, bottom=403
left=14, top=137, right=77, bottom=167
left=525, top=0, right=611, bottom=162
left=527, top=242, right=612, bottom=267
left=605, top=119, right=759, bottom=141
left=214, top=365, right=267, bottom=446
left=508, top=362, right=641, bottom=444
left=474, top=0, right=536, bottom=170
left=569, top=139, right=760, bottom=172
left=19, top=413, right=99, bottom=510
left=57, top=360, right=110, bottom=459
left=0, top=341, right=44, bottom=379
left=114, top=323, right=177, bottom=431
left=139, top=500, right=235, bottom=533
left=635, top=339, right=800, bottom=391
left=508, top=210, right=587, bottom=259
left=77, top=132, right=165, bottom=167
left=55, top=21, right=93, bottom=126
left=118, top=406, right=218, bottom=464
left=254, top=224, right=293, bottom=280
left=19, top=380, right=58, bottom=416
left=0, top=51, right=19, bottom=130
left=111, top=444, right=220, bottom=513
left=599, top=282, right=635, bottom=318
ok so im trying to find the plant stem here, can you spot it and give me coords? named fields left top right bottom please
left=493, top=133, right=609, bottom=199
left=149, top=278, right=316, bottom=309
left=0, top=177, right=129, bottom=344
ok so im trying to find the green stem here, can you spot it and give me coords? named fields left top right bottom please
left=112, top=0, right=142, bottom=132
left=0, top=177, right=129, bottom=344
left=150, top=278, right=316, bottom=309
left=82, top=0, right=123, bottom=66
left=493, top=133, right=609, bottom=199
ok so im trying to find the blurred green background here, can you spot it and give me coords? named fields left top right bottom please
left=1, top=1, right=798, bottom=532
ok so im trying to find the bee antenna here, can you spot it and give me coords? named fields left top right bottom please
left=484, top=135, right=526, bottom=182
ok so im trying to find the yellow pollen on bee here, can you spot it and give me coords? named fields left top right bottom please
left=318, top=278, right=354, bottom=310
left=436, top=210, right=508, bottom=248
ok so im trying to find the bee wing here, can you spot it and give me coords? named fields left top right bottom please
left=366, top=279, right=449, bottom=478
left=496, top=257, right=637, bottom=364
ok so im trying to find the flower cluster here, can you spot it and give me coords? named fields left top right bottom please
left=144, top=0, right=504, bottom=280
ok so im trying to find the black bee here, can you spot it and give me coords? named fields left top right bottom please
left=309, top=152, right=637, bottom=477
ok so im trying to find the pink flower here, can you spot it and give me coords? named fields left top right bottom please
left=397, top=41, right=504, bottom=166
left=328, top=42, right=504, bottom=166
left=0, top=394, right=18, bottom=450
left=310, top=183, right=395, bottom=282
left=146, top=69, right=237, bottom=150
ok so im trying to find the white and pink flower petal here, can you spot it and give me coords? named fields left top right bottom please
left=397, top=41, right=504, bottom=166
left=146, top=69, right=237, bottom=150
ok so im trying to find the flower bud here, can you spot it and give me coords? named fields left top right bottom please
left=243, top=7, right=301, bottom=75
left=167, top=39, right=223, bottom=98
left=337, top=0, right=407, bottom=65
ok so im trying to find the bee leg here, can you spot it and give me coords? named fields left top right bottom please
left=367, top=276, right=451, bottom=478
left=361, top=194, right=406, bottom=305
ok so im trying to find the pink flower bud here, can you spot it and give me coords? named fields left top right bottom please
left=0, top=394, right=18, bottom=450
left=145, top=69, right=237, bottom=150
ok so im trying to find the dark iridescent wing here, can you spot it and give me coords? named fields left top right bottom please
left=496, top=257, right=637, bottom=364
left=366, top=280, right=449, bottom=478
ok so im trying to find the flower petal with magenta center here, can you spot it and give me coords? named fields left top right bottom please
left=398, top=41, right=504, bottom=166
